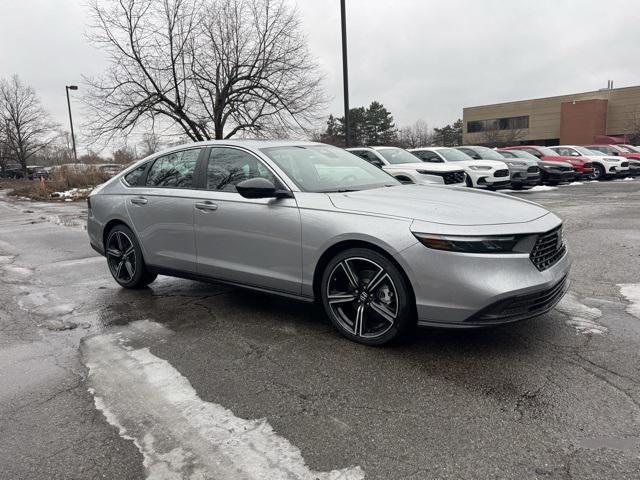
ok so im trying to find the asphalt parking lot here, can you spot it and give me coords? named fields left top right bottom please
left=1, top=180, right=639, bottom=480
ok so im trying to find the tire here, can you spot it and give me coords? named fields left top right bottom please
left=465, top=175, right=474, bottom=188
left=105, top=224, right=157, bottom=289
left=592, top=164, right=605, bottom=181
left=320, top=248, right=415, bottom=345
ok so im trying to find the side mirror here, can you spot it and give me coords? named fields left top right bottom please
left=236, top=177, right=291, bottom=199
left=370, top=159, right=384, bottom=168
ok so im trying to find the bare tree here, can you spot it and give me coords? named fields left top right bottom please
left=140, top=132, right=163, bottom=157
left=397, top=119, right=432, bottom=148
left=84, top=0, right=325, bottom=144
left=479, top=122, right=525, bottom=147
left=0, top=75, right=58, bottom=177
left=624, top=109, right=640, bottom=145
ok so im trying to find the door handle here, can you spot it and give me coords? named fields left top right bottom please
left=195, top=201, right=218, bottom=212
left=130, top=197, right=148, bottom=205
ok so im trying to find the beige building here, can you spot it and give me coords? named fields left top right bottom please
left=463, top=85, right=640, bottom=146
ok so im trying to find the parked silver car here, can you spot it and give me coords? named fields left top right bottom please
left=87, top=141, right=571, bottom=345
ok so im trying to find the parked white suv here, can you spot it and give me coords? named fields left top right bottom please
left=549, top=146, right=629, bottom=180
left=346, top=147, right=466, bottom=186
left=409, top=147, right=511, bottom=189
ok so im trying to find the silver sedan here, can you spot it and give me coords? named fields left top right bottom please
left=87, top=141, right=571, bottom=345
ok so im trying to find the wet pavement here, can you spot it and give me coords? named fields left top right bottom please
left=0, top=181, right=639, bottom=479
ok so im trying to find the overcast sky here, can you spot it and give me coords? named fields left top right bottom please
left=1, top=0, right=639, bottom=153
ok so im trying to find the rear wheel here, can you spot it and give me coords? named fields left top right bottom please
left=321, top=248, right=415, bottom=345
left=105, top=225, right=157, bottom=289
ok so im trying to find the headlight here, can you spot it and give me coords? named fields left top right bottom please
left=510, top=162, right=525, bottom=167
left=468, top=165, right=492, bottom=171
left=412, top=233, right=527, bottom=253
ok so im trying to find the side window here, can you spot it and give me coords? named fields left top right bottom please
left=206, top=147, right=277, bottom=192
left=146, top=149, right=200, bottom=188
left=458, top=148, right=479, bottom=159
left=416, top=151, right=441, bottom=162
left=124, top=164, right=147, bottom=186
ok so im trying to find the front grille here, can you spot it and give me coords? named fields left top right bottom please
left=469, top=275, right=568, bottom=323
left=530, top=225, right=566, bottom=271
left=621, top=161, right=629, bottom=168
left=583, top=163, right=593, bottom=169
left=495, top=169, right=509, bottom=178
left=527, top=166, right=539, bottom=173
left=440, top=170, right=465, bottom=184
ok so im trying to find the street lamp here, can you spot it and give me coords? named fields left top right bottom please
left=340, top=0, right=350, bottom=147
left=65, top=85, right=78, bottom=163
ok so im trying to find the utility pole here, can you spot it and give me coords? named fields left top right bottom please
left=65, top=85, right=79, bottom=163
left=340, top=0, right=350, bottom=147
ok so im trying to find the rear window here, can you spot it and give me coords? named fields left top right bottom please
left=123, top=164, right=147, bottom=186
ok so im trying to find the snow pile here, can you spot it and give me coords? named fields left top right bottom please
left=564, top=182, right=583, bottom=186
left=82, top=320, right=364, bottom=480
left=50, top=188, right=92, bottom=201
left=529, top=185, right=559, bottom=192
left=618, top=284, right=640, bottom=319
left=556, top=292, right=607, bottom=335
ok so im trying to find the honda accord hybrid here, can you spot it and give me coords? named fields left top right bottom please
left=87, top=141, right=570, bottom=345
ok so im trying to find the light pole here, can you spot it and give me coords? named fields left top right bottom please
left=65, top=85, right=78, bottom=163
left=340, top=0, right=350, bottom=147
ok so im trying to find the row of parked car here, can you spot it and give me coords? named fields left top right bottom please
left=0, top=163, right=124, bottom=180
left=346, top=143, right=640, bottom=189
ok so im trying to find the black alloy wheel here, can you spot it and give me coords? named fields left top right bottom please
left=106, top=225, right=157, bottom=288
left=321, top=248, right=414, bottom=345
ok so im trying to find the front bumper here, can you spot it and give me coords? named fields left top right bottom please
left=395, top=220, right=571, bottom=328
left=478, top=177, right=511, bottom=188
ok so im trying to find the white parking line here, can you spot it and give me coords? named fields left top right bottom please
left=81, top=320, right=364, bottom=480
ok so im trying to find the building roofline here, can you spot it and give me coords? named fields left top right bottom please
left=463, top=84, right=640, bottom=112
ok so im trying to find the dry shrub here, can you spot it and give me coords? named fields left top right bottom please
left=3, top=166, right=112, bottom=201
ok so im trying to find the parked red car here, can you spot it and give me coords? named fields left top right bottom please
left=502, top=145, right=594, bottom=179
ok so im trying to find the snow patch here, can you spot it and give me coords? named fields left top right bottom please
left=556, top=292, right=607, bottom=335
left=82, top=320, right=364, bottom=480
left=618, top=284, right=640, bottom=319
left=503, top=185, right=559, bottom=194
left=564, top=182, right=583, bottom=186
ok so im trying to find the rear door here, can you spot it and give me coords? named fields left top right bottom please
left=193, top=147, right=302, bottom=295
left=125, top=148, right=204, bottom=273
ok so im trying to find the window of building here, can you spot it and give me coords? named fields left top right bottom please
left=467, top=115, right=529, bottom=133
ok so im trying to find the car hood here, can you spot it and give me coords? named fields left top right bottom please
left=385, top=162, right=464, bottom=172
left=539, top=160, right=572, bottom=168
left=328, top=185, right=549, bottom=225
left=580, top=155, right=621, bottom=162
left=543, top=155, right=588, bottom=164
left=448, top=160, right=507, bottom=169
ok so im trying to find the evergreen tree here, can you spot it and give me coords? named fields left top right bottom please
left=364, top=101, right=396, bottom=145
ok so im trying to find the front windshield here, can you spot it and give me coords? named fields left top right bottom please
left=377, top=148, right=421, bottom=164
left=502, top=150, right=538, bottom=161
left=438, top=148, right=473, bottom=162
left=472, top=146, right=507, bottom=161
left=573, top=146, right=599, bottom=156
left=261, top=145, right=400, bottom=193
left=618, top=145, right=636, bottom=153
left=537, top=146, right=560, bottom=156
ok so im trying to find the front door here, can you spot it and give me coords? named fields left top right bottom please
left=193, top=147, right=302, bottom=295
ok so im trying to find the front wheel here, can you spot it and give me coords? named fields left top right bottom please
left=320, top=248, right=415, bottom=345
left=592, top=164, right=605, bottom=181
left=105, top=225, right=157, bottom=289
